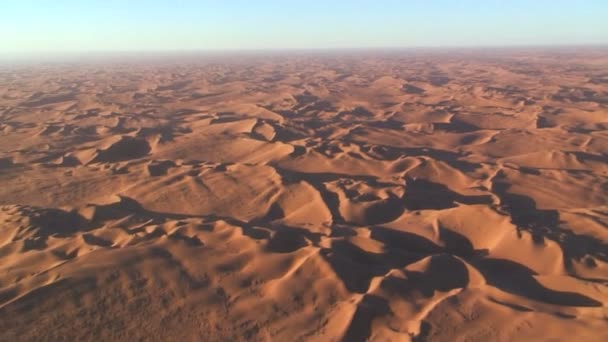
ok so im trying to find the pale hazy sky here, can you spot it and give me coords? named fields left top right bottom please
left=2, top=0, right=607, bottom=54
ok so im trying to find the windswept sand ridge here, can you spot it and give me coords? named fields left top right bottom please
left=0, top=50, right=607, bottom=341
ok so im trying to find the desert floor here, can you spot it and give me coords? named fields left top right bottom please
left=0, top=49, right=607, bottom=341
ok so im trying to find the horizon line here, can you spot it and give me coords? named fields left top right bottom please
left=2, top=43, right=607, bottom=65
left=3, top=42, right=608, bottom=55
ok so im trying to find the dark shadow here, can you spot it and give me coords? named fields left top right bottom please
left=404, top=177, right=493, bottom=211
left=147, top=160, right=177, bottom=176
left=491, top=176, right=608, bottom=268
left=266, top=229, right=309, bottom=253
left=82, top=233, right=114, bottom=247
left=0, top=157, right=14, bottom=169
left=402, top=84, right=425, bottom=94
left=399, top=254, right=470, bottom=295
left=92, top=137, right=151, bottom=163
left=473, top=258, right=602, bottom=307
left=342, top=295, right=391, bottom=342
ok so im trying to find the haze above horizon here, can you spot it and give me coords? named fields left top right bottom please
left=2, top=0, right=607, bottom=55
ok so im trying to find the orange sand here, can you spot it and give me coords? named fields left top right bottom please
left=0, top=50, right=607, bottom=341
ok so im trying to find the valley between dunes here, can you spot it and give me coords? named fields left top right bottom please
left=0, top=50, right=607, bottom=341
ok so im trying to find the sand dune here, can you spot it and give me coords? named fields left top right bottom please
left=0, top=50, right=607, bottom=341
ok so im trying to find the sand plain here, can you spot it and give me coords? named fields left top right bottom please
left=0, top=49, right=607, bottom=341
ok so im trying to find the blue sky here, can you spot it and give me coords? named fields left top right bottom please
left=1, top=0, right=607, bottom=54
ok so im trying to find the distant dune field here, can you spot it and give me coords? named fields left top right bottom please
left=0, top=50, right=607, bottom=341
